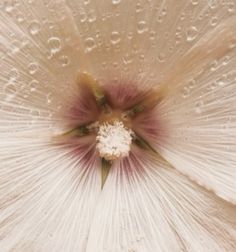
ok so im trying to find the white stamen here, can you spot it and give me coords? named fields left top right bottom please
left=96, top=121, right=133, bottom=160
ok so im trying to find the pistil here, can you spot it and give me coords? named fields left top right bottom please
left=96, top=121, right=133, bottom=161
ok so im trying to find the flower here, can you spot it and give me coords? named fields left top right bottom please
left=1, top=0, right=236, bottom=251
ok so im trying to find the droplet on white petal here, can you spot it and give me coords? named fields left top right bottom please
left=85, top=37, right=96, bottom=52
left=28, top=21, right=41, bottom=35
left=47, top=37, right=61, bottom=55
left=186, top=26, right=198, bottom=42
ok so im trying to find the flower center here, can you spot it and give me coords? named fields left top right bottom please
left=56, top=72, right=164, bottom=187
left=96, top=120, right=133, bottom=160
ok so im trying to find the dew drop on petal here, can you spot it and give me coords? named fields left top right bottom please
left=222, top=55, right=230, bottom=66
left=136, top=2, right=143, bottom=12
left=79, top=12, right=87, bottom=23
left=59, top=55, right=70, bottom=67
left=47, top=93, right=52, bottom=104
left=195, top=100, right=204, bottom=114
left=88, top=10, right=97, bottom=22
left=186, top=26, right=198, bottom=41
left=210, top=16, right=218, bottom=26
left=227, top=2, right=235, bottom=12
left=110, top=31, right=121, bottom=44
left=191, top=0, right=199, bottom=5
left=187, top=79, right=196, bottom=89
left=28, top=21, right=41, bottom=35
left=28, top=62, right=39, bottom=75
left=208, top=0, right=218, bottom=9
left=123, top=54, right=133, bottom=64
left=4, top=2, right=14, bottom=13
left=84, top=0, right=90, bottom=5
left=149, top=31, right=156, bottom=40
left=30, top=109, right=40, bottom=117
left=181, top=87, right=190, bottom=98
left=157, top=53, right=166, bottom=63
left=85, top=37, right=96, bottom=52
left=216, top=77, right=226, bottom=87
left=210, top=60, right=218, bottom=72
left=17, top=14, right=24, bottom=23
left=4, top=82, right=17, bottom=94
left=29, top=80, right=39, bottom=92
left=11, top=40, right=21, bottom=54
left=47, top=37, right=61, bottom=55
left=137, top=21, right=148, bottom=34
left=8, top=68, right=19, bottom=82
left=112, top=0, right=121, bottom=5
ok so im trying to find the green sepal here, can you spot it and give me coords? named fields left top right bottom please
left=62, top=125, right=90, bottom=137
left=133, top=133, right=157, bottom=154
left=101, top=158, right=112, bottom=189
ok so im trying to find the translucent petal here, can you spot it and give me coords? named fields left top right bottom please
left=66, top=0, right=236, bottom=88
left=0, top=0, right=89, bottom=136
left=153, top=16, right=236, bottom=203
left=0, top=137, right=101, bottom=251
left=87, top=149, right=236, bottom=252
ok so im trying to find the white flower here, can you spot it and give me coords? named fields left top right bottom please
left=1, top=0, right=236, bottom=251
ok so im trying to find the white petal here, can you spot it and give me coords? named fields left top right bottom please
left=66, top=0, right=236, bottom=87
left=0, top=0, right=89, bottom=136
left=0, top=138, right=101, bottom=251
left=86, top=149, right=236, bottom=252
left=153, top=16, right=236, bottom=203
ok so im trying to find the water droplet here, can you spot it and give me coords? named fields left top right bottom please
left=59, top=55, right=70, bottom=67
left=47, top=93, right=52, bottom=104
left=17, top=14, right=24, bottom=23
left=195, top=100, right=204, bottom=114
left=228, top=2, right=235, bottom=12
left=28, top=21, right=41, bottom=35
left=28, top=62, right=38, bottom=75
left=187, top=79, right=196, bottom=89
left=136, top=2, right=143, bottom=12
left=157, top=53, right=166, bottom=62
left=210, top=81, right=218, bottom=90
left=30, top=109, right=40, bottom=117
left=80, top=12, right=87, bottom=23
left=210, top=16, right=218, bottom=26
left=186, top=26, right=198, bottom=41
left=5, top=2, right=14, bottom=13
left=181, top=87, right=190, bottom=98
left=29, top=80, right=39, bottom=92
left=161, top=7, right=167, bottom=16
left=88, top=10, right=97, bottom=22
left=137, top=21, right=148, bottom=34
left=216, top=77, right=226, bottom=87
left=110, top=31, right=121, bottom=44
left=157, top=16, right=163, bottom=23
left=8, top=68, right=19, bottom=81
left=210, top=60, right=218, bottom=71
left=4, top=83, right=17, bottom=94
left=112, top=0, right=121, bottom=5
left=85, top=37, right=96, bottom=52
left=222, top=55, right=230, bottom=65
left=48, top=37, right=61, bottom=55
left=139, top=54, right=145, bottom=62
left=123, top=54, right=133, bottom=64
left=11, top=40, right=21, bottom=54
left=149, top=31, right=156, bottom=40
left=127, top=32, right=133, bottom=40
left=112, top=62, right=118, bottom=68
left=191, top=0, right=199, bottom=5
left=208, top=0, right=218, bottom=9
